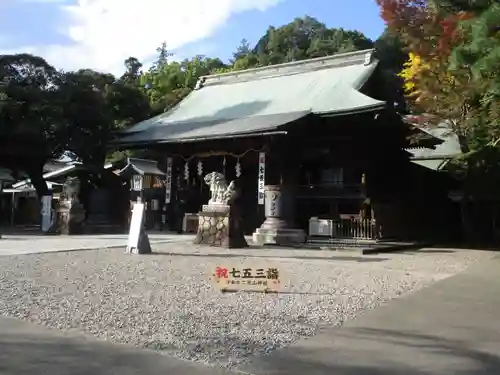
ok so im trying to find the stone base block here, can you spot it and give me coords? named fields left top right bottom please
left=252, top=228, right=306, bottom=246
left=194, top=210, right=248, bottom=248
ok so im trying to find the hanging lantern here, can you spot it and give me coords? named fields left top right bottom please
left=235, top=158, right=241, bottom=177
left=184, top=161, right=189, bottom=181
left=197, top=160, right=203, bottom=176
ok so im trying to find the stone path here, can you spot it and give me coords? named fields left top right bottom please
left=0, top=315, right=235, bottom=375
left=0, top=233, right=194, bottom=256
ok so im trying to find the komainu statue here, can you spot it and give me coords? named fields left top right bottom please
left=195, top=171, right=247, bottom=248
left=204, top=172, right=237, bottom=205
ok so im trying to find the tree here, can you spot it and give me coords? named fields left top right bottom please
left=225, top=16, right=379, bottom=72
left=374, top=29, right=408, bottom=111
left=232, top=39, right=251, bottom=62
left=253, top=17, right=374, bottom=62
left=437, top=0, right=500, bottom=127
left=0, top=53, right=63, bottom=197
left=141, top=46, right=227, bottom=114
left=57, top=69, right=150, bottom=167
left=232, top=53, right=260, bottom=71
left=376, top=0, right=480, bottom=152
left=155, top=42, right=173, bottom=68
left=121, top=57, right=143, bottom=85
left=377, top=0, right=500, bottom=239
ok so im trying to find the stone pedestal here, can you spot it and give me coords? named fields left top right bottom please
left=194, top=204, right=248, bottom=248
left=253, top=185, right=306, bottom=246
left=57, top=201, right=86, bottom=235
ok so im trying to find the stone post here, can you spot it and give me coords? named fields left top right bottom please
left=252, top=185, right=305, bottom=246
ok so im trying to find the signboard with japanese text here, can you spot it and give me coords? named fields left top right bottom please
left=165, top=157, right=173, bottom=203
left=211, top=265, right=281, bottom=292
left=258, top=152, right=265, bottom=205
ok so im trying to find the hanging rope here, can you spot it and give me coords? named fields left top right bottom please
left=168, top=148, right=264, bottom=162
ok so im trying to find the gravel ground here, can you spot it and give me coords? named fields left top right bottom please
left=0, top=243, right=493, bottom=369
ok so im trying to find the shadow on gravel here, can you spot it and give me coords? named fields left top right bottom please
left=150, top=252, right=389, bottom=263
left=242, top=328, right=500, bottom=375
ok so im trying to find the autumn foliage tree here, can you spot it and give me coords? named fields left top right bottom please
left=378, top=0, right=500, bottom=239
left=377, top=0, right=500, bottom=151
left=434, top=0, right=500, bottom=130
left=377, top=0, right=480, bottom=152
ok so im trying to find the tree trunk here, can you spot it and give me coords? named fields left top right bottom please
left=25, top=163, right=49, bottom=199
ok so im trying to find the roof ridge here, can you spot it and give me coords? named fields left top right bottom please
left=197, top=49, right=375, bottom=88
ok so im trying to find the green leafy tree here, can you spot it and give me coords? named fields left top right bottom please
left=0, top=53, right=63, bottom=197
left=434, top=0, right=500, bottom=127
left=58, top=69, right=150, bottom=167
left=253, top=16, right=374, bottom=63
left=232, top=39, right=252, bottom=62
left=120, top=57, right=143, bottom=85
left=374, top=29, right=408, bottom=111
left=141, top=46, right=227, bottom=114
left=155, top=42, right=173, bottom=68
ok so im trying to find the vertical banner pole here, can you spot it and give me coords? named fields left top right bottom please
left=258, top=152, right=266, bottom=205
left=165, top=157, right=173, bottom=203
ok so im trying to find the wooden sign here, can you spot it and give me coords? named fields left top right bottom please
left=211, top=265, right=281, bottom=293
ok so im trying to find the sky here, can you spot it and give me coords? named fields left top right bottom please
left=0, top=0, right=386, bottom=76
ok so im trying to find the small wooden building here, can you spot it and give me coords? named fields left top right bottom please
left=115, top=49, right=451, bottom=243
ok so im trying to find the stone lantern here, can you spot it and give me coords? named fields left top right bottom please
left=118, top=157, right=165, bottom=231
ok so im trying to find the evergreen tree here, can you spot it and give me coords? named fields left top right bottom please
left=155, top=42, right=173, bottom=68
left=232, top=39, right=251, bottom=62
left=441, top=1, right=500, bottom=126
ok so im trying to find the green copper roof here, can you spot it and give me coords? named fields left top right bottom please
left=118, top=49, right=385, bottom=144
left=411, top=159, right=451, bottom=171
left=406, top=123, right=462, bottom=171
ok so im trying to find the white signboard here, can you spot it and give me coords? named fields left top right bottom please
left=127, top=203, right=145, bottom=252
left=258, top=152, right=265, bottom=205
left=165, top=157, right=173, bottom=203
left=41, top=195, right=52, bottom=232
